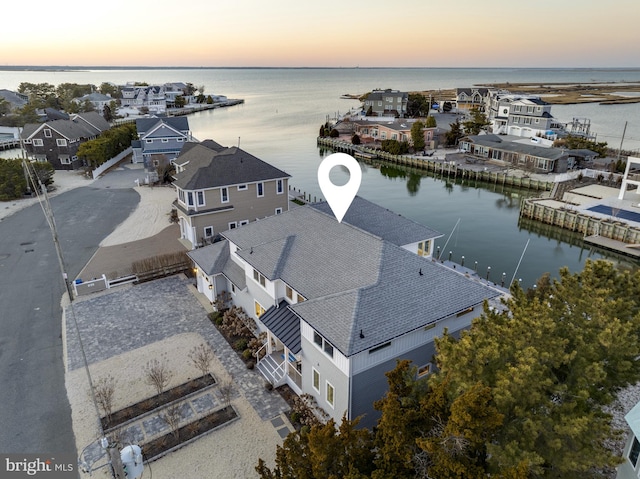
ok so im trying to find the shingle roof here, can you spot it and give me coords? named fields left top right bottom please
left=172, top=145, right=290, bottom=190
left=223, top=204, right=501, bottom=357
left=311, top=196, right=442, bottom=246
left=21, top=112, right=109, bottom=141
left=136, top=117, right=189, bottom=135
left=465, top=135, right=568, bottom=160
left=187, top=240, right=228, bottom=275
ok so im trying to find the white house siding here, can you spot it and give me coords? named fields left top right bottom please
left=300, top=334, right=350, bottom=424
left=301, top=321, right=350, bottom=376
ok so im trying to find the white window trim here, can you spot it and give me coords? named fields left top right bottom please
left=32, top=139, right=43, bottom=146
left=44, top=129, right=52, bottom=138
left=60, top=157, right=72, bottom=165
left=312, top=368, right=320, bottom=393
left=197, top=190, right=205, bottom=207
left=239, top=220, right=249, bottom=226
left=326, top=381, right=335, bottom=408
left=221, top=187, right=229, bottom=203
left=161, top=138, right=169, bottom=143
left=237, top=184, right=248, bottom=191
left=204, top=226, right=214, bottom=238
left=275, top=207, right=283, bottom=215
left=276, top=179, right=284, bottom=194
left=257, top=182, right=264, bottom=198
left=228, top=221, right=237, bottom=229
left=56, top=138, right=67, bottom=147
left=187, top=191, right=194, bottom=207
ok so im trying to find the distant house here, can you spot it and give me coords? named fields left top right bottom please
left=172, top=140, right=290, bottom=249
left=458, top=134, right=597, bottom=173
left=486, top=92, right=565, bottom=138
left=187, top=197, right=503, bottom=428
left=363, top=89, right=408, bottom=117
left=73, top=92, right=114, bottom=114
left=121, top=85, right=168, bottom=114
left=456, top=87, right=490, bottom=111
left=132, top=117, right=192, bottom=167
left=353, top=120, right=443, bottom=149
left=0, top=89, right=28, bottom=112
left=21, top=112, right=110, bottom=170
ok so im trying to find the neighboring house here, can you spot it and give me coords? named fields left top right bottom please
left=132, top=117, right=192, bottom=167
left=617, top=401, right=640, bottom=479
left=456, top=87, right=490, bottom=112
left=353, top=120, right=442, bottom=149
left=21, top=112, right=110, bottom=170
left=172, top=141, right=290, bottom=249
left=121, top=85, right=168, bottom=114
left=363, top=89, right=408, bottom=117
left=486, top=92, right=565, bottom=138
left=0, top=89, right=28, bottom=112
left=187, top=197, right=503, bottom=428
left=74, top=92, right=114, bottom=114
left=459, top=134, right=596, bottom=173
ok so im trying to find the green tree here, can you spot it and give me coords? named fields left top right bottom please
left=553, top=135, right=608, bottom=158
left=463, top=107, right=489, bottom=135
left=425, top=115, right=437, bottom=128
left=434, top=259, right=640, bottom=477
left=0, top=98, right=11, bottom=116
left=351, top=133, right=361, bottom=145
left=0, top=159, right=26, bottom=200
left=410, top=121, right=425, bottom=151
left=406, top=93, right=429, bottom=117
left=99, top=82, right=119, bottom=97
left=380, top=140, right=409, bottom=155
left=445, top=119, right=464, bottom=147
left=174, top=95, right=186, bottom=108
left=256, top=416, right=375, bottom=479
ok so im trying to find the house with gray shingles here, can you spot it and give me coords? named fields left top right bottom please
left=486, top=93, right=565, bottom=138
left=21, top=112, right=110, bottom=169
left=456, top=87, right=490, bottom=111
left=73, top=92, right=114, bottom=114
left=363, top=89, right=408, bottom=117
left=173, top=140, right=290, bottom=249
left=187, top=197, right=502, bottom=428
left=132, top=117, right=192, bottom=167
left=459, top=134, right=597, bottom=173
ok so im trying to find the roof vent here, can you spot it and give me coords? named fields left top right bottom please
left=419, top=268, right=423, bottom=276
left=359, top=329, right=364, bottom=339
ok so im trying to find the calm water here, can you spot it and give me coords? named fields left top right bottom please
left=2, top=67, right=640, bottom=285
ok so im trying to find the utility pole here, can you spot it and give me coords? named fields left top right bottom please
left=616, top=120, right=628, bottom=165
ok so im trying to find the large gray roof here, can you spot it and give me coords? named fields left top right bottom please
left=172, top=145, right=290, bottom=190
left=223, top=203, right=500, bottom=356
left=21, top=112, right=109, bottom=141
left=465, top=135, right=568, bottom=160
left=311, top=196, right=442, bottom=246
left=136, top=117, right=190, bottom=135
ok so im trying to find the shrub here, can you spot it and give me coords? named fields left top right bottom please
left=233, top=338, right=248, bottom=351
left=208, top=311, right=222, bottom=324
left=351, top=133, right=361, bottom=145
left=329, top=128, right=339, bottom=138
left=242, top=349, right=253, bottom=360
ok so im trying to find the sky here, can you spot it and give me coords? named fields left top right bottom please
left=2, top=0, right=639, bottom=68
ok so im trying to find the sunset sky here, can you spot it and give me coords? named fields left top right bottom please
left=2, top=0, right=639, bottom=68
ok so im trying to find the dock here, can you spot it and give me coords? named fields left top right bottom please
left=583, top=235, right=640, bottom=259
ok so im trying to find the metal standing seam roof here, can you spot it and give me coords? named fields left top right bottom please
left=260, top=300, right=302, bottom=354
left=172, top=145, right=291, bottom=190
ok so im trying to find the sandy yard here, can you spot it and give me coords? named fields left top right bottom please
left=67, top=333, right=282, bottom=479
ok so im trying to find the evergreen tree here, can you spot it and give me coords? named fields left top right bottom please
left=411, top=121, right=425, bottom=151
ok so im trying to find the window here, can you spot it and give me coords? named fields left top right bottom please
left=231, top=284, right=236, bottom=294
left=44, top=129, right=52, bottom=138
left=197, top=191, right=205, bottom=206
left=145, top=139, right=153, bottom=143
left=221, top=187, right=229, bottom=203
left=313, top=331, right=334, bottom=358
left=275, top=207, right=282, bottom=215
left=228, top=222, right=237, bottom=229
left=417, top=363, right=433, bottom=378
left=204, top=226, right=214, bottom=238
left=312, top=368, right=320, bottom=392
left=255, top=301, right=265, bottom=318
left=257, top=182, right=264, bottom=197
left=178, top=189, right=185, bottom=203
left=187, top=192, right=194, bottom=207
left=33, top=139, right=43, bottom=146
left=237, top=184, right=247, bottom=191
left=297, top=294, right=305, bottom=303
left=326, top=382, right=335, bottom=407
left=629, top=437, right=640, bottom=467
left=286, top=285, right=293, bottom=300
left=56, top=139, right=67, bottom=147
left=418, top=240, right=430, bottom=257
left=253, top=269, right=266, bottom=287
left=239, top=220, right=249, bottom=226
left=276, top=179, right=284, bottom=194
left=59, top=156, right=71, bottom=165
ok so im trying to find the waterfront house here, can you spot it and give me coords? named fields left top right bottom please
left=132, top=117, right=192, bottom=167
left=21, top=112, right=110, bottom=170
left=121, top=85, right=168, bottom=114
left=353, top=119, right=442, bottom=149
left=0, top=89, right=28, bottom=112
left=456, top=87, right=490, bottom=112
left=459, top=134, right=593, bottom=173
left=172, top=141, right=290, bottom=249
left=486, top=92, right=565, bottom=138
left=363, top=89, right=408, bottom=117
left=187, top=197, right=502, bottom=428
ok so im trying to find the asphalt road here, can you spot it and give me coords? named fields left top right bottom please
left=0, top=183, right=139, bottom=456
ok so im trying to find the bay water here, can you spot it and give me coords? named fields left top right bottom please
left=2, top=67, right=640, bottom=285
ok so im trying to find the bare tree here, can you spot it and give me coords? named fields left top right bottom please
left=144, top=356, right=174, bottom=397
left=188, top=343, right=214, bottom=378
left=93, top=375, right=117, bottom=423
left=161, top=404, right=182, bottom=441
left=218, top=378, right=234, bottom=408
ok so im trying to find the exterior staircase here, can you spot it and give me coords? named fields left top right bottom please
left=256, top=353, right=286, bottom=387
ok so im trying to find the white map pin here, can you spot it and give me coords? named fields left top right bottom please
left=317, top=153, right=362, bottom=223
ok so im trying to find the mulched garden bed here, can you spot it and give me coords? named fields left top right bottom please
left=102, top=374, right=216, bottom=431
left=142, top=405, right=238, bottom=462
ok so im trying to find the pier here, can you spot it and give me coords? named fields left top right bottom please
left=318, top=137, right=552, bottom=192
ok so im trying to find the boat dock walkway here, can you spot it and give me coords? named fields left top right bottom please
left=584, top=235, right=640, bottom=259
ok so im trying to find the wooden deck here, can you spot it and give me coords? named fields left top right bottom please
left=583, top=235, right=640, bottom=259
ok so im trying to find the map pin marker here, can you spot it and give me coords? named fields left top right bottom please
left=317, top=153, right=362, bottom=223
